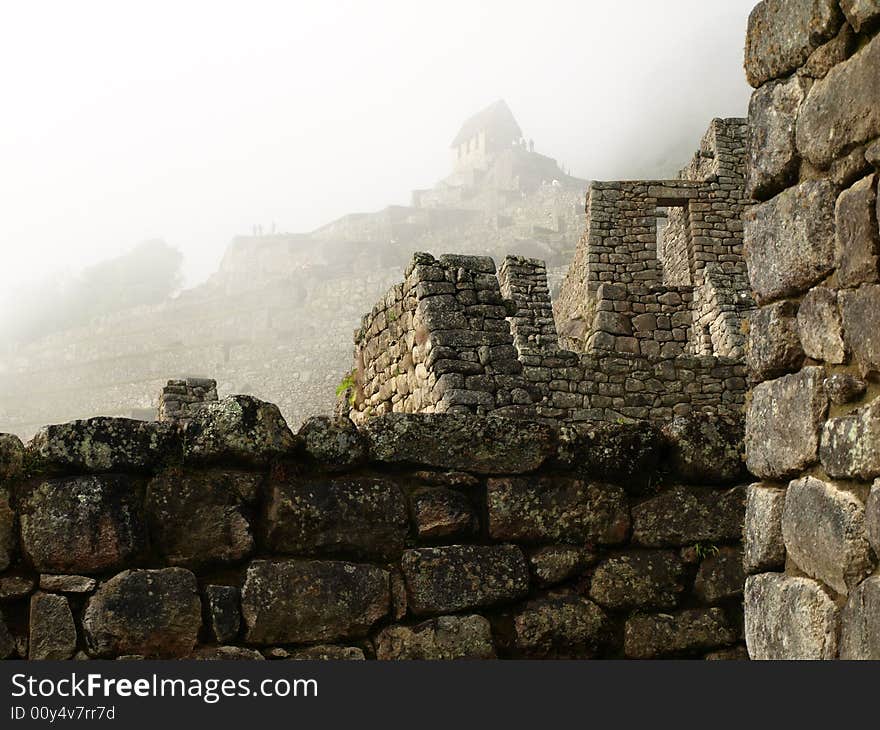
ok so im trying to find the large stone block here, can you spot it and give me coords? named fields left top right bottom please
left=840, top=284, right=880, bottom=375
left=147, top=469, right=259, bottom=568
left=840, top=574, right=880, bottom=659
left=661, top=414, right=745, bottom=485
left=411, top=487, right=478, bottom=540
left=624, top=608, right=736, bottom=659
left=744, top=573, right=839, bottom=659
left=263, top=474, right=408, bottom=561
left=20, top=475, right=147, bottom=574
left=499, top=594, right=609, bottom=659
left=0, top=433, right=24, bottom=481
left=588, top=551, right=684, bottom=610
left=241, top=559, right=389, bottom=645
left=374, top=615, right=495, bottom=660
left=745, top=367, right=828, bottom=480
left=820, top=396, right=880, bottom=480
left=747, top=301, right=805, bottom=379
left=694, top=546, right=746, bottom=604
left=746, top=75, right=809, bottom=200
left=782, top=476, right=873, bottom=594
left=744, top=0, right=842, bottom=87
left=840, top=0, right=880, bottom=31
left=744, top=484, right=787, bottom=574
left=631, top=485, right=745, bottom=548
left=835, top=174, right=879, bottom=288
left=364, top=414, right=556, bottom=474
left=796, top=287, right=845, bottom=363
left=401, top=545, right=529, bottom=616
left=557, top=421, right=665, bottom=486
left=29, top=592, right=77, bottom=660
left=487, top=476, right=629, bottom=545
left=744, top=181, right=837, bottom=305
left=797, top=34, right=880, bottom=167
left=296, top=416, right=367, bottom=471
left=83, top=568, right=201, bottom=658
left=27, top=417, right=177, bottom=474
left=182, top=395, right=297, bottom=466
left=528, top=546, right=596, bottom=588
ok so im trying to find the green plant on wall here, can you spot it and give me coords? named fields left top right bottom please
left=693, top=542, right=720, bottom=561
left=336, top=371, right=357, bottom=406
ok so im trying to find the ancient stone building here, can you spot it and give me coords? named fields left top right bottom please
left=740, top=0, right=880, bottom=660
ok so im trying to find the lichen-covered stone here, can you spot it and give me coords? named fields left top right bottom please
left=796, top=287, right=845, bottom=363
left=661, top=414, right=745, bottom=485
left=190, top=646, right=264, bottom=660
left=20, top=475, right=147, bottom=574
left=631, top=485, right=745, bottom=548
left=589, top=551, right=684, bottom=610
left=797, top=33, right=880, bottom=167
left=296, top=416, right=367, bottom=471
left=782, top=476, right=873, bottom=594
left=840, top=0, right=880, bottom=31
left=747, top=301, right=805, bottom=380
left=401, top=545, right=529, bottom=616
left=263, top=475, right=409, bottom=561
left=285, top=645, right=365, bottom=660
left=39, top=575, right=97, bottom=594
left=744, top=573, right=839, bottom=659
left=241, top=559, right=389, bottom=645
left=375, top=615, right=495, bottom=660
left=840, top=284, right=880, bottom=376
left=694, top=546, right=745, bottom=604
left=557, top=421, right=663, bottom=487
left=487, top=476, right=629, bottom=545
left=743, top=181, right=837, bottom=305
left=824, top=373, right=866, bottom=405
left=528, top=546, right=596, bottom=588
left=744, top=484, right=787, bottom=574
left=0, top=433, right=24, bottom=481
left=840, top=575, right=880, bottom=659
left=27, top=417, right=177, bottom=474
left=147, top=469, right=259, bottom=568
left=746, top=75, right=809, bottom=200
left=0, top=575, right=35, bottom=601
left=820, top=396, right=880, bottom=480
left=0, top=610, right=13, bottom=659
left=205, top=585, right=240, bottom=644
left=83, top=568, right=201, bottom=658
left=411, top=487, right=478, bottom=540
left=624, top=608, right=736, bottom=659
left=500, top=594, right=609, bottom=659
left=835, top=174, right=879, bottom=288
left=0, top=486, right=14, bottom=572
left=28, top=592, right=77, bottom=660
left=182, top=395, right=297, bottom=466
left=745, top=367, right=828, bottom=480
left=364, top=414, right=556, bottom=474
left=744, top=0, right=842, bottom=87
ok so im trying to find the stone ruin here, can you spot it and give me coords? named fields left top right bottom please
left=344, top=118, right=752, bottom=426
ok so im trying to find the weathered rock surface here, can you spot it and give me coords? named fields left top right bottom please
left=401, top=545, right=529, bottom=616
left=624, top=608, right=736, bottom=659
left=840, top=0, right=880, bottom=31
left=487, top=476, right=629, bottom=545
left=364, top=414, right=556, bottom=474
left=820, top=396, right=880, bottom=480
left=835, top=174, right=879, bottom=288
left=500, top=594, right=609, bottom=659
left=528, top=546, right=596, bottom=588
left=0, top=434, right=24, bottom=481
left=296, top=416, right=367, bottom=471
left=704, top=646, right=750, bottom=661
left=20, top=475, right=147, bottom=574
left=744, top=181, right=837, bottom=304
left=840, top=284, right=880, bottom=375
left=29, top=592, right=77, bottom=660
left=840, top=575, right=880, bottom=659
left=694, top=546, right=745, bottom=604
left=747, top=301, right=805, bottom=380
left=39, top=574, right=97, bottom=594
left=182, top=395, right=297, bottom=466
left=241, top=559, right=389, bottom=644
left=263, top=475, right=409, bottom=561
left=796, top=287, right=845, bottom=363
left=744, top=573, right=839, bottom=659
left=0, top=610, right=13, bottom=659
left=375, top=615, right=496, bottom=660
left=285, top=645, right=365, bottom=660
left=147, top=469, right=258, bottom=568
left=0, top=487, right=14, bottom=572
left=27, top=417, right=176, bottom=473
left=0, top=574, right=35, bottom=601
left=83, top=568, right=201, bottom=658
left=745, top=367, right=828, bottom=480
left=797, top=34, right=880, bottom=167
left=206, top=585, right=240, bottom=644
left=744, top=484, right=787, bottom=574
left=744, top=0, right=842, bottom=87
left=589, top=551, right=684, bottom=610
left=824, top=373, right=866, bottom=404
left=747, top=75, right=810, bottom=200
left=866, top=480, right=880, bottom=556
left=411, top=487, right=478, bottom=540
left=782, top=476, right=873, bottom=594
left=661, top=415, right=745, bottom=485
left=631, top=485, right=745, bottom=548
left=557, top=421, right=663, bottom=486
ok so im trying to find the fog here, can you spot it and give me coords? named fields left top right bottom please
left=0, top=0, right=754, bottom=328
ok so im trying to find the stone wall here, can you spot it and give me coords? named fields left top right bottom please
left=157, top=378, right=218, bottom=422
left=0, top=403, right=748, bottom=660
left=741, top=0, right=880, bottom=659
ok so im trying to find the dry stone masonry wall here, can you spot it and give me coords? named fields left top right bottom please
left=741, top=0, right=880, bottom=660
left=0, top=405, right=748, bottom=660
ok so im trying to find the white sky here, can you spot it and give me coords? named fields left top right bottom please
left=0, top=0, right=756, bottom=314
